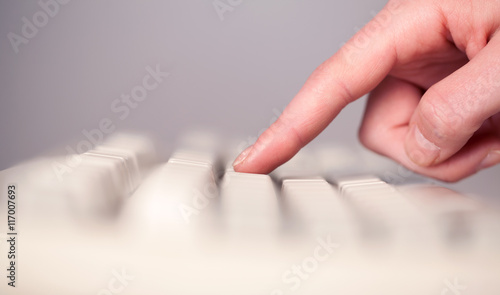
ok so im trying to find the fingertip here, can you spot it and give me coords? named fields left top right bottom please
left=232, top=145, right=253, bottom=172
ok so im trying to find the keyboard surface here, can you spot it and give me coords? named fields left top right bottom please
left=1, top=132, right=499, bottom=295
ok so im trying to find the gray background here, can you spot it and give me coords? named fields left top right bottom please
left=1, top=0, right=498, bottom=199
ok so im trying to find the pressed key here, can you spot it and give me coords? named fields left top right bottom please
left=219, top=171, right=281, bottom=235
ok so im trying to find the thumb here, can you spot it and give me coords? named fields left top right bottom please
left=405, top=35, right=500, bottom=167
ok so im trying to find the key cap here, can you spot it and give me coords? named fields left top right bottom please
left=119, top=147, right=220, bottom=235
left=281, top=177, right=356, bottom=241
left=172, top=130, right=224, bottom=178
left=219, top=171, right=281, bottom=235
left=169, top=149, right=219, bottom=181
left=331, top=175, right=429, bottom=245
left=99, top=132, right=157, bottom=173
left=84, top=150, right=136, bottom=195
left=64, top=133, right=158, bottom=219
left=64, top=154, right=126, bottom=218
left=333, top=175, right=385, bottom=194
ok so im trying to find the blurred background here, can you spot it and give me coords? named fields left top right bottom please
left=1, top=0, right=499, bottom=199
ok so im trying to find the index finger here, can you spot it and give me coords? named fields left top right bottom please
left=233, top=2, right=402, bottom=173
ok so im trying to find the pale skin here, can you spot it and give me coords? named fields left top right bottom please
left=233, top=0, right=500, bottom=182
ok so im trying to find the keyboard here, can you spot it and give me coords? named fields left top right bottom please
left=1, top=132, right=499, bottom=295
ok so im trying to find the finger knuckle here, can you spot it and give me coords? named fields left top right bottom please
left=420, top=88, right=466, bottom=141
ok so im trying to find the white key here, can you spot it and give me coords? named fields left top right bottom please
left=219, top=172, right=281, bottom=235
left=331, top=175, right=428, bottom=245
left=171, top=130, right=224, bottom=179
left=119, top=148, right=219, bottom=234
left=281, top=177, right=356, bottom=241
left=100, top=132, right=157, bottom=173
left=63, top=133, right=158, bottom=219
left=169, top=149, right=219, bottom=180
left=84, top=150, right=136, bottom=195
left=333, top=175, right=385, bottom=194
left=64, top=154, right=126, bottom=218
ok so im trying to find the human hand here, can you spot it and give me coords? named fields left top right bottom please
left=233, top=0, right=500, bottom=182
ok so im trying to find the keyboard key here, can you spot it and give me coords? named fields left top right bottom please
left=84, top=150, right=137, bottom=195
left=332, top=175, right=385, bottom=194
left=63, top=133, right=158, bottom=219
left=99, top=132, right=157, bottom=173
left=119, top=146, right=220, bottom=235
left=281, top=177, right=356, bottom=241
left=64, top=154, right=126, bottom=218
left=331, top=175, right=430, bottom=245
left=219, top=171, right=281, bottom=235
left=169, top=149, right=219, bottom=181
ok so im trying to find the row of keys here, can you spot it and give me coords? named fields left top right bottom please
left=45, top=133, right=497, bottom=249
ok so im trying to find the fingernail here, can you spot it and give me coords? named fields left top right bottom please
left=478, top=150, right=500, bottom=170
left=406, top=124, right=440, bottom=166
left=233, top=145, right=253, bottom=169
